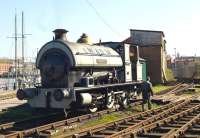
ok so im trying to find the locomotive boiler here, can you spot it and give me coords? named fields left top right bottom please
left=17, top=29, right=142, bottom=113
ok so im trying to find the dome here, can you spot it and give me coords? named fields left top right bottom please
left=77, top=33, right=92, bottom=44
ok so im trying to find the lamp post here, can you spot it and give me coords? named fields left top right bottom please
left=174, top=48, right=177, bottom=76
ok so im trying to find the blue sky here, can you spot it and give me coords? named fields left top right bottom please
left=0, top=0, right=200, bottom=59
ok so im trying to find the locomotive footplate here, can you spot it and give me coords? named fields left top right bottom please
left=74, top=81, right=142, bottom=93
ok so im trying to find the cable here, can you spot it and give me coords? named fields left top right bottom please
left=85, top=0, right=123, bottom=37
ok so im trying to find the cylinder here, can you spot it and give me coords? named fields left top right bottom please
left=53, top=89, right=70, bottom=101
left=80, top=93, right=92, bottom=105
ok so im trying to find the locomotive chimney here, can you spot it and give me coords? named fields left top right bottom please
left=53, top=29, right=68, bottom=41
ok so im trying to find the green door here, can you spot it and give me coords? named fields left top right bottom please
left=141, top=61, right=147, bottom=81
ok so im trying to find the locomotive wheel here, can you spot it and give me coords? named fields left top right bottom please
left=106, top=95, right=115, bottom=109
left=121, top=98, right=128, bottom=109
left=63, top=108, right=68, bottom=118
left=88, top=104, right=98, bottom=113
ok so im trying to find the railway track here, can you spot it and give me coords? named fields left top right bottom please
left=60, top=100, right=195, bottom=138
left=0, top=109, right=116, bottom=137
left=57, top=99, right=199, bottom=138
left=0, top=101, right=142, bottom=138
left=123, top=100, right=200, bottom=138
left=155, top=82, right=183, bottom=96
left=0, top=99, right=185, bottom=138
left=172, top=83, right=194, bottom=94
left=155, top=82, right=193, bottom=96
left=152, top=83, right=194, bottom=103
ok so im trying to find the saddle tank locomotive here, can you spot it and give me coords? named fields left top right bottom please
left=17, top=29, right=143, bottom=113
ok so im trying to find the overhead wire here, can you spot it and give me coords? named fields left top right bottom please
left=84, top=0, right=123, bottom=37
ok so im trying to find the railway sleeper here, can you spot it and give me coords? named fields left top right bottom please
left=131, top=119, right=143, bottom=123
left=172, top=120, right=193, bottom=125
left=185, top=115, right=199, bottom=118
left=86, top=134, right=107, bottom=138
left=154, top=126, right=175, bottom=133
left=121, top=122, right=137, bottom=127
left=193, top=124, right=200, bottom=128
left=117, top=124, right=130, bottom=129
left=125, top=121, right=136, bottom=125
left=180, top=107, right=195, bottom=110
left=97, top=130, right=117, bottom=135
left=137, top=116, right=152, bottom=120
left=39, top=129, right=60, bottom=136
left=168, top=112, right=179, bottom=116
left=179, top=117, right=197, bottom=121
left=138, top=132, right=164, bottom=138
left=191, top=100, right=200, bottom=103
left=187, top=127, right=200, bottom=134
left=166, top=123, right=188, bottom=128
left=181, top=134, right=200, bottom=138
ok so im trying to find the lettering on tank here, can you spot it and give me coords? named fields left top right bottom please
left=96, top=59, right=107, bottom=64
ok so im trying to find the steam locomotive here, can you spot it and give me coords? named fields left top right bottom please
left=17, top=29, right=144, bottom=114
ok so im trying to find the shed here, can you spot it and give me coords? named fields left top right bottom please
left=124, top=29, right=167, bottom=84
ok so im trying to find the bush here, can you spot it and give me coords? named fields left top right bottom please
left=165, top=68, right=176, bottom=82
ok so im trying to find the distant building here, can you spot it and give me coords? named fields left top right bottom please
left=124, top=29, right=167, bottom=84
left=176, top=56, right=200, bottom=62
left=0, top=58, right=38, bottom=77
left=166, top=55, right=172, bottom=68
left=0, top=59, right=14, bottom=76
left=174, top=56, right=200, bottom=80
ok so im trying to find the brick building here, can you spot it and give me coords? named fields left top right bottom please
left=124, top=29, right=167, bottom=84
left=0, top=59, right=13, bottom=76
